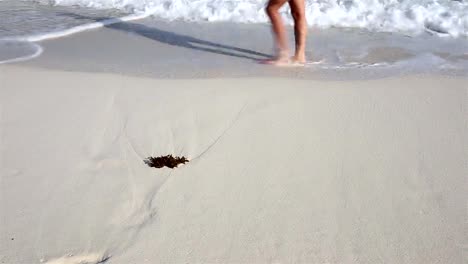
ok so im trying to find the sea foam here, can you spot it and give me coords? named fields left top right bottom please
left=0, top=40, right=43, bottom=64
left=39, top=0, right=468, bottom=38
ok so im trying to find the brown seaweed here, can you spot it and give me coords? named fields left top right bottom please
left=144, top=155, right=189, bottom=169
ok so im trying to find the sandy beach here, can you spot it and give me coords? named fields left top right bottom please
left=1, top=8, right=467, bottom=264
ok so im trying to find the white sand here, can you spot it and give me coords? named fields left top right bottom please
left=0, top=65, right=466, bottom=263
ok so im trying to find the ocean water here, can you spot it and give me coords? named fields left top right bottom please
left=20, top=0, right=468, bottom=37
left=0, top=0, right=467, bottom=76
left=0, top=0, right=132, bottom=63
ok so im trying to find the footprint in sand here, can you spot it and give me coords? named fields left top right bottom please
left=43, top=253, right=109, bottom=264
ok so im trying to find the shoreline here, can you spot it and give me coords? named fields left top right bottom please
left=9, top=18, right=467, bottom=81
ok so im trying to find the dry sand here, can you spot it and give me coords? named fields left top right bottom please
left=0, top=64, right=466, bottom=263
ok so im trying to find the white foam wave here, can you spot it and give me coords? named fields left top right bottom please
left=0, top=41, right=43, bottom=64
left=5, top=13, right=150, bottom=42
left=40, top=0, right=468, bottom=38
left=0, top=5, right=151, bottom=64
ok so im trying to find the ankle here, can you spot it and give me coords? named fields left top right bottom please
left=292, top=53, right=306, bottom=63
left=277, top=49, right=289, bottom=58
left=294, top=50, right=306, bottom=58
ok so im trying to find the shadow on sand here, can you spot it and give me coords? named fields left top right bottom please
left=60, top=13, right=272, bottom=61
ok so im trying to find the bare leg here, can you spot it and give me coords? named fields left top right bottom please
left=266, top=0, right=289, bottom=62
left=289, top=0, right=307, bottom=63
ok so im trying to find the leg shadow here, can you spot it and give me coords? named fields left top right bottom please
left=59, top=12, right=272, bottom=61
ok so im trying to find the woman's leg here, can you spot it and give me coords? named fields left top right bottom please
left=266, top=0, right=289, bottom=61
left=289, top=0, right=307, bottom=63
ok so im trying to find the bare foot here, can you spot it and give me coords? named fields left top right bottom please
left=260, top=50, right=290, bottom=66
left=291, top=55, right=306, bottom=64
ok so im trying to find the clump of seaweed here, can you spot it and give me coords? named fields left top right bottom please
left=144, top=155, right=189, bottom=169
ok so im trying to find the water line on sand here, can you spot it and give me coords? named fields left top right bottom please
left=0, top=41, right=43, bottom=65
left=0, top=12, right=151, bottom=64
